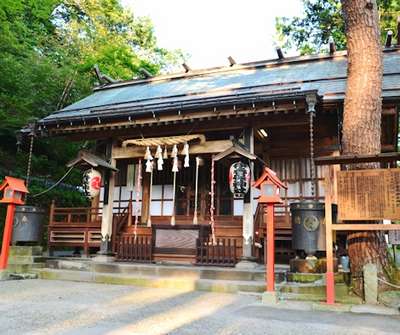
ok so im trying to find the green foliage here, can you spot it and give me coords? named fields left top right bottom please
left=0, top=1, right=186, bottom=232
left=276, top=0, right=400, bottom=54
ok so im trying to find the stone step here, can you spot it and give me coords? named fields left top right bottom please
left=9, top=246, right=43, bottom=257
left=286, top=272, right=348, bottom=284
left=34, top=268, right=266, bottom=293
left=7, top=263, right=45, bottom=273
left=280, top=292, right=363, bottom=305
left=278, top=281, right=350, bottom=297
left=45, top=259, right=287, bottom=283
left=8, top=255, right=46, bottom=265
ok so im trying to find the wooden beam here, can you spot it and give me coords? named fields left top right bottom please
left=56, top=113, right=309, bottom=141
left=314, top=152, right=400, bottom=165
left=332, top=224, right=400, bottom=231
left=113, top=140, right=234, bottom=159
left=46, top=101, right=307, bottom=136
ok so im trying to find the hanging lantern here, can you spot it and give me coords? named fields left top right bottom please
left=228, top=162, right=250, bottom=199
left=83, top=169, right=102, bottom=198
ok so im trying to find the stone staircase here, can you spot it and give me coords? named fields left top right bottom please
left=6, top=246, right=46, bottom=278
left=35, top=259, right=279, bottom=294
left=32, top=258, right=361, bottom=303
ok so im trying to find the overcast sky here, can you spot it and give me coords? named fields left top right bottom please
left=122, top=0, right=303, bottom=69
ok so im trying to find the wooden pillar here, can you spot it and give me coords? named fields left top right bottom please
left=141, top=170, right=150, bottom=225
left=238, top=127, right=256, bottom=266
left=99, top=141, right=116, bottom=255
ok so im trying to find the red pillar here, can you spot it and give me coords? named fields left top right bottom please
left=266, top=204, right=275, bottom=292
left=0, top=204, right=16, bottom=269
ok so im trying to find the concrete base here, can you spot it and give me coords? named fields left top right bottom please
left=0, top=270, right=9, bottom=281
left=350, top=304, right=399, bottom=316
left=235, top=259, right=259, bottom=270
left=92, top=255, right=115, bottom=263
left=261, top=291, right=279, bottom=305
left=312, top=302, right=352, bottom=313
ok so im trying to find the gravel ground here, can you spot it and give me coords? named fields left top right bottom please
left=0, top=279, right=399, bottom=335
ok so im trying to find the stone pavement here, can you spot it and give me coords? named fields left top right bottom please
left=0, top=280, right=399, bottom=335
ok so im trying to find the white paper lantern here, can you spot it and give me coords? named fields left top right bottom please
left=83, top=169, right=102, bottom=198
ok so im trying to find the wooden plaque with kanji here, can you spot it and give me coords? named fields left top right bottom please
left=337, top=168, right=400, bottom=220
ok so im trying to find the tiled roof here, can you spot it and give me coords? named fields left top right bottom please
left=40, top=49, right=400, bottom=124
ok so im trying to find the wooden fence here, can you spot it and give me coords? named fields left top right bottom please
left=196, top=237, right=239, bottom=266
left=114, top=234, right=153, bottom=263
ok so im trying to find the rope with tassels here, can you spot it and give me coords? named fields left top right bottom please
left=210, top=156, right=216, bottom=244
left=134, top=159, right=142, bottom=242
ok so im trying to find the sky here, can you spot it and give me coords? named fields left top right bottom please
left=122, top=0, right=304, bottom=69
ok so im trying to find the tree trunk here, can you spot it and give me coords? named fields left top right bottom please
left=341, top=0, right=390, bottom=293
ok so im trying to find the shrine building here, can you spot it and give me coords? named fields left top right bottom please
left=30, top=48, right=400, bottom=266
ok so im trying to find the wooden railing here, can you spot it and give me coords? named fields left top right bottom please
left=48, top=202, right=102, bottom=256
left=114, top=234, right=152, bottom=263
left=253, top=202, right=294, bottom=262
left=196, top=237, right=239, bottom=267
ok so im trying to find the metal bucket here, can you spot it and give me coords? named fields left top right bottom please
left=12, top=206, right=45, bottom=244
left=290, top=201, right=337, bottom=256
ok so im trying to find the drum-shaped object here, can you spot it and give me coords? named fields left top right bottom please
left=12, top=205, right=45, bottom=244
left=290, top=201, right=337, bottom=256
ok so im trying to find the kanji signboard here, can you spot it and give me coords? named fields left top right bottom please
left=337, top=168, right=400, bottom=220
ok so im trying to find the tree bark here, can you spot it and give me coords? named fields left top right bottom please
left=341, top=0, right=390, bottom=293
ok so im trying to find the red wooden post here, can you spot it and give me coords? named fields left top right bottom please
left=266, top=204, right=275, bottom=291
left=253, top=167, right=287, bottom=295
left=0, top=176, right=29, bottom=270
left=0, top=204, right=16, bottom=269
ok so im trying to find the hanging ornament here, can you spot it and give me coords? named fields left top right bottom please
left=181, top=142, right=189, bottom=156
left=155, top=145, right=162, bottom=159
left=157, top=156, right=163, bottom=171
left=171, top=144, right=178, bottom=158
left=182, top=142, right=190, bottom=168
left=172, top=156, right=179, bottom=172
left=154, top=145, right=163, bottom=170
left=146, top=159, right=153, bottom=173
left=144, top=146, right=153, bottom=161
left=163, top=146, right=168, bottom=159
left=184, top=155, right=189, bottom=168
